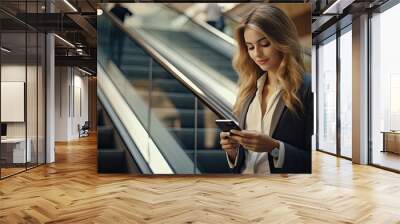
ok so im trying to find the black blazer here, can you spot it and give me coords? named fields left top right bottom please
left=231, top=75, right=313, bottom=174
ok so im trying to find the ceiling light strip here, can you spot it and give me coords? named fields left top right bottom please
left=54, top=34, right=75, bottom=48
left=1, top=47, right=11, bottom=53
left=323, top=0, right=355, bottom=15
left=78, top=67, right=93, bottom=76
left=63, top=0, right=78, bottom=12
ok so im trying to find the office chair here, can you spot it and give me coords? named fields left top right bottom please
left=79, top=121, right=90, bottom=138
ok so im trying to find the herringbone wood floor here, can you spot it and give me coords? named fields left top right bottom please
left=1, top=135, right=400, bottom=224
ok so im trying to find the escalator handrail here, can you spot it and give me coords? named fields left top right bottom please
left=100, top=5, right=237, bottom=122
left=98, top=63, right=185, bottom=174
left=97, top=87, right=153, bottom=174
left=163, top=3, right=236, bottom=47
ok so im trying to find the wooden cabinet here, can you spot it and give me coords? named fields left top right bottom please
left=0, top=138, right=31, bottom=164
left=382, top=132, right=400, bottom=154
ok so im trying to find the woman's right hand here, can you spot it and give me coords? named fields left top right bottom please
left=220, top=132, right=240, bottom=162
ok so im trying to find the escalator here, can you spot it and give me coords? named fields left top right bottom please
left=97, top=5, right=238, bottom=174
left=140, top=28, right=237, bottom=82
left=118, top=3, right=238, bottom=94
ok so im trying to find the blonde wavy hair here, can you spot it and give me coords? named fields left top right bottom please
left=233, top=5, right=306, bottom=117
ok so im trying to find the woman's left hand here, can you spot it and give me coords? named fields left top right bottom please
left=230, top=130, right=280, bottom=153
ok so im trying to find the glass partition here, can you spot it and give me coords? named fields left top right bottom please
left=339, top=26, right=352, bottom=158
left=317, top=35, right=337, bottom=155
left=1, top=30, right=28, bottom=177
left=0, top=1, right=46, bottom=179
left=371, top=3, right=400, bottom=171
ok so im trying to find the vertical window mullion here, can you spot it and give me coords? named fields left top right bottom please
left=337, top=30, right=341, bottom=157
left=316, top=44, right=319, bottom=151
left=36, top=0, right=39, bottom=167
left=25, top=0, right=28, bottom=171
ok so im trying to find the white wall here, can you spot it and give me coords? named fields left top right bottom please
left=55, top=66, right=69, bottom=141
left=55, top=67, right=89, bottom=141
left=1, top=65, right=26, bottom=81
left=1, top=65, right=30, bottom=137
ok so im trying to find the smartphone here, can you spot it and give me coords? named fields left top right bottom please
left=215, top=119, right=241, bottom=132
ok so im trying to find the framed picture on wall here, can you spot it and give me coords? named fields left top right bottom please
left=1, top=81, right=25, bottom=122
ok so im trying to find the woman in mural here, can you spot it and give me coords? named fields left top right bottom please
left=219, top=5, right=313, bottom=174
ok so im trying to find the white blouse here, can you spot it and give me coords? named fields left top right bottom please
left=227, top=75, right=285, bottom=174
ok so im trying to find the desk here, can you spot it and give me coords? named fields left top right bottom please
left=1, top=138, right=31, bottom=163
left=382, top=131, right=400, bottom=154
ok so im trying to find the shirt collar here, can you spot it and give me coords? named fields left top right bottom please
left=256, top=74, right=267, bottom=90
left=256, top=73, right=282, bottom=93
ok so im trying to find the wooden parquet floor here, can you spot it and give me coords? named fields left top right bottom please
left=1, top=135, right=400, bottom=224
left=1, top=167, right=26, bottom=178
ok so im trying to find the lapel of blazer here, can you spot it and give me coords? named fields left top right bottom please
left=238, top=89, right=286, bottom=136
left=238, top=89, right=257, bottom=129
left=269, top=96, right=285, bottom=136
